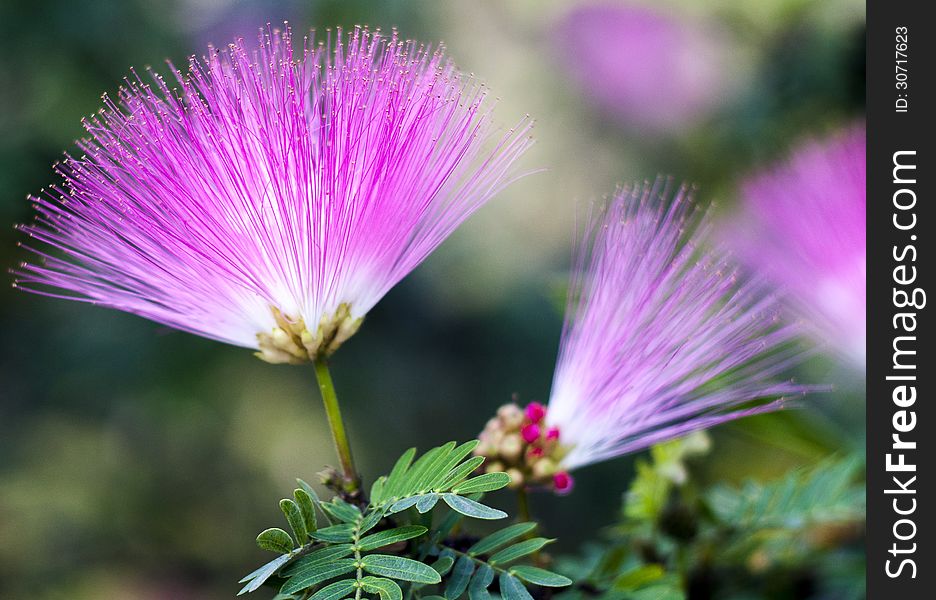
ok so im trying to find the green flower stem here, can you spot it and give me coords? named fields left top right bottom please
left=313, top=357, right=360, bottom=493
left=516, top=487, right=531, bottom=524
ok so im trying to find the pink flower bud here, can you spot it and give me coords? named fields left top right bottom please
left=520, top=423, right=541, bottom=444
left=545, top=426, right=560, bottom=441
left=525, top=402, right=546, bottom=423
left=553, top=471, right=574, bottom=494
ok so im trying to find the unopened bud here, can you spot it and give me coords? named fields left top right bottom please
left=498, top=403, right=524, bottom=430
left=501, top=433, right=523, bottom=462
left=506, top=468, right=525, bottom=489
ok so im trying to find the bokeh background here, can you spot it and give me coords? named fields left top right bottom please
left=1, top=0, right=865, bottom=598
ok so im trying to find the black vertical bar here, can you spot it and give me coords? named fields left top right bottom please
left=867, top=0, right=933, bottom=597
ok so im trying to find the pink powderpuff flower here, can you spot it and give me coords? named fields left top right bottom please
left=545, top=182, right=808, bottom=472
left=727, top=125, right=866, bottom=369
left=555, top=3, right=730, bottom=133
left=13, top=25, right=532, bottom=364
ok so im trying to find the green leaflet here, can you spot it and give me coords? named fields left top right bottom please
left=280, top=558, right=357, bottom=595
left=358, top=525, right=428, bottom=551
left=307, top=579, right=357, bottom=600
left=442, top=494, right=507, bottom=520
left=282, top=544, right=355, bottom=577
left=256, top=528, right=294, bottom=554
left=281, top=498, right=308, bottom=544
left=451, top=472, right=510, bottom=495
left=360, top=576, right=404, bottom=600
left=498, top=572, right=534, bottom=600
left=431, top=555, right=455, bottom=577
left=508, top=566, right=572, bottom=587
left=320, top=499, right=361, bottom=524
left=468, top=523, right=538, bottom=556
left=416, top=493, right=440, bottom=514
left=361, top=554, right=442, bottom=584
left=467, top=563, right=494, bottom=600
left=294, top=488, right=318, bottom=533
left=312, top=523, right=357, bottom=543
left=238, top=553, right=293, bottom=595
left=488, top=538, right=554, bottom=565
left=444, top=555, right=475, bottom=599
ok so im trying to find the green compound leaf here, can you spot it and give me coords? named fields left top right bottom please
left=294, top=488, right=318, bottom=533
left=307, top=579, right=357, bottom=600
left=488, top=538, right=554, bottom=566
left=280, top=558, right=357, bottom=595
left=361, top=554, right=442, bottom=584
left=444, top=555, right=476, bottom=599
left=467, top=564, right=494, bottom=600
left=281, top=498, right=308, bottom=544
left=499, top=572, right=534, bottom=600
left=256, top=528, right=294, bottom=554
left=361, top=576, right=404, bottom=600
left=442, top=494, right=507, bottom=520
left=238, top=553, right=293, bottom=595
left=468, top=523, right=538, bottom=556
left=452, top=472, right=511, bottom=495
left=438, top=456, right=486, bottom=491
left=427, top=441, right=481, bottom=490
left=282, top=544, right=355, bottom=577
left=358, top=526, right=428, bottom=551
left=508, top=566, right=572, bottom=588
left=312, top=523, right=357, bottom=543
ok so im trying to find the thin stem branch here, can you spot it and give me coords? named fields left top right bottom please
left=313, top=357, right=361, bottom=493
left=516, top=487, right=531, bottom=523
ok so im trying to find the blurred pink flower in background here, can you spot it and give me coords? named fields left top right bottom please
left=555, top=3, right=731, bottom=134
left=727, top=124, right=866, bottom=369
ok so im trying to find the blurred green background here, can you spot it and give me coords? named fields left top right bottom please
left=1, top=1, right=864, bottom=598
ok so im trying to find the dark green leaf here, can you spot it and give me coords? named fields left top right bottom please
left=467, top=564, right=494, bottom=600
left=312, top=524, right=356, bottom=543
left=281, top=559, right=357, bottom=594
left=499, top=572, right=533, bottom=600
left=444, top=555, right=476, bottom=599
left=431, top=555, right=455, bottom=577
left=307, top=579, right=357, bottom=600
left=361, top=576, right=403, bottom=600
left=509, top=566, right=572, bottom=588
left=358, top=526, right=428, bottom=551
left=257, top=528, right=294, bottom=554
left=361, top=554, right=442, bottom=584
left=281, top=499, right=308, bottom=543
left=294, top=489, right=318, bottom=533
left=283, top=545, right=355, bottom=577
left=452, top=473, right=511, bottom=495
left=238, top=553, right=293, bottom=595
left=442, top=494, right=507, bottom=520
left=488, top=538, right=553, bottom=565
left=612, top=564, right=666, bottom=591
left=468, top=523, right=538, bottom=556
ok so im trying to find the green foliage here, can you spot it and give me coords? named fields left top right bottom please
left=554, top=439, right=865, bottom=600
left=239, top=442, right=571, bottom=599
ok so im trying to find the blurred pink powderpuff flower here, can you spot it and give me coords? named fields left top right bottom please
left=728, top=124, right=866, bottom=369
left=555, top=3, right=731, bottom=134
